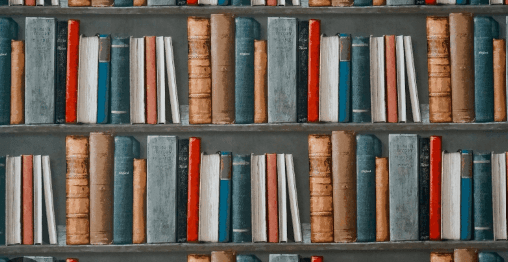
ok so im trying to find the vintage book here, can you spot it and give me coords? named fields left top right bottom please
left=269, top=254, right=301, bottom=262
left=267, top=17, right=297, bottom=123
left=66, top=136, right=90, bottom=245
left=211, top=251, right=235, bottom=262
left=352, top=36, right=371, bottom=123
left=237, top=255, right=261, bottom=262
left=199, top=153, right=220, bottom=242
left=460, top=150, right=473, bottom=241
left=110, top=37, right=130, bottom=124
left=429, top=135, right=442, bottom=240
left=132, top=158, right=147, bottom=244
left=25, top=18, right=56, bottom=124
left=375, top=157, right=389, bottom=242
left=454, top=249, right=478, bottom=262
left=492, top=153, right=507, bottom=240
left=232, top=154, right=252, bottom=243
left=395, top=35, right=406, bottom=122
left=147, top=136, right=178, bottom=243
left=68, top=0, right=90, bottom=6
left=176, top=139, right=189, bottom=243
left=65, top=20, right=80, bottom=123
left=286, top=154, right=302, bottom=242
left=187, top=138, right=201, bottom=242
left=147, top=0, right=175, bottom=5
left=188, top=255, right=211, bottom=262
left=473, top=152, right=493, bottom=240
left=92, top=0, right=112, bottom=6
left=450, top=13, right=474, bottom=123
left=385, top=35, right=397, bottom=123
left=22, top=155, right=34, bottom=245
left=332, top=0, right=352, bottom=6
left=308, top=135, right=333, bottom=243
left=116, top=0, right=133, bottom=6
left=489, top=0, right=502, bottom=3
left=232, top=0, right=249, bottom=5
left=308, top=19, right=320, bottom=123
left=0, top=157, right=5, bottom=245
left=156, top=37, right=166, bottom=124
left=319, top=35, right=339, bottom=123
left=55, top=22, right=67, bottom=124
left=177, top=0, right=185, bottom=4
left=10, top=40, right=24, bottom=125
left=218, top=152, right=232, bottom=243
left=254, top=40, right=267, bottom=123
left=33, top=159, right=41, bottom=245
left=419, top=138, right=430, bottom=240
left=339, top=34, right=351, bottom=123
left=277, top=153, right=287, bottom=242
left=113, top=136, right=140, bottom=244
left=266, top=153, right=279, bottom=243
left=251, top=154, right=267, bottom=242
left=431, top=253, right=454, bottom=262
left=370, top=36, right=386, bottom=123
left=76, top=35, right=99, bottom=124
left=187, top=0, right=197, bottom=4
left=164, top=37, right=180, bottom=124
left=354, top=0, right=371, bottom=6
left=188, top=17, right=212, bottom=124
left=404, top=36, right=422, bottom=122
left=250, top=0, right=264, bottom=6
left=373, top=0, right=385, bottom=4
left=235, top=17, right=260, bottom=124
left=332, top=131, right=357, bottom=242
left=478, top=252, right=503, bottom=262
left=297, top=20, right=309, bottom=123
left=356, top=134, right=382, bottom=242
left=145, top=36, right=157, bottom=125
left=493, top=39, right=506, bottom=122
left=130, top=37, right=145, bottom=124
left=42, top=155, right=57, bottom=244
left=97, top=35, right=111, bottom=124
left=441, top=151, right=461, bottom=240
left=309, top=0, right=329, bottom=5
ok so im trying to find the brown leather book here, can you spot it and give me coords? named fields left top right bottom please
left=68, top=0, right=90, bottom=6
left=211, top=14, right=235, bottom=124
left=309, top=0, right=330, bottom=6
left=331, top=130, right=356, bottom=243
left=373, top=0, right=385, bottom=5
left=11, top=40, right=24, bottom=125
left=188, top=17, right=212, bottom=124
left=454, top=249, right=478, bottom=262
left=494, top=38, right=506, bottom=122
left=427, top=16, right=452, bottom=123
left=431, top=252, right=454, bottom=262
left=450, top=13, right=474, bottom=123
left=133, top=158, right=147, bottom=244
left=375, top=157, right=389, bottom=242
left=188, top=255, right=211, bottom=262
left=66, top=135, right=90, bottom=245
left=133, top=0, right=146, bottom=5
left=211, top=251, right=235, bottom=262
left=332, top=0, right=352, bottom=6
left=254, top=40, right=268, bottom=124
left=91, top=0, right=112, bottom=6
left=308, top=134, right=333, bottom=243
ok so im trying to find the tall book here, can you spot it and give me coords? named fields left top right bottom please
left=11, top=40, right=24, bottom=125
left=22, top=155, right=33, bottom=245
left=454, top=249, right=478, bottom=262
left=492, top=152, right=507, bottom=240
left=42, top=155, right=57, bottom=244
left=0, top=157, right=5, bottom=245
left=286, top=154, right=302, bottom=242
left=65, top=20, right=80, bottom=124
left=13, top=156, right=21, bottom=244
left=237, top=255, right=261, bottom=262
left=339, top=34, right=351, bottom=123
left=97, top=35, right=111, bottom=124
left=370, top=36, right=386, bottom=123
left=395, top=35, right=406, bottom=123
left=478, top=252, right=504, bottom=262
left=156, top=36, right=167, bottom=123
left=431, top=253, right=454, bottom=262
left=267, top=17, right=297, bottom=123
left=307, top=19, right=320, bottom=123
left=269, top=254, right=301, bottom=262
left=353, top=0, right=370, bottom=5
left=386, top=0, right=413, bottom=4
left=211, top=251, right=235, bottom=262
left=188, top=255, right=211, bottom=262
left=232, top=154, right=252, bottom=243
left=493, top=39, right=506, bottom=122
left=277, top=153, right=287, bottom=242
left=34, top=156, right=42, bottom=244
left=199, top=153, right=220, bottom=242
left=254, top=40, right=267, bottom=123
left=375, top=157, right=389, bottom=242
left=76, top=35, right=99, bottom=124
left=460, top=150, right=473, bottom=241
left=441, top=151, right=460, bottom=240
left=429, top=136, right=442, bottom=240
left=55, top=21, right=68, bottom=124
left=187, top=137, right=201, bottom=242
left=25, top=17, right=56, bottom=124
left=0, top=18, right=17, bottom=125
left=385, top=35, right=397, bottom=123
left=129, top=37, right=145, bottom=124
left=110, top=37, right=130, bottom=124
left=133, top=158, right=147, bottom=244
left=319, top=35, right=339, bottom=123
left=266, top=153, right=279, bottom=243
left=164, top=37, right=180, bottom=124
left=352, top=36, right=371, bottom=123
left=251, top=154, right=267, bottom=242
left=473, top=152, right=493, bottom=240
left=419, top=138, right=430, bottom=240
left=404, top=36, right=421, bottom=122
left=176, top=139, right=189, bottom=243
left=115, top=0, right=133, bottom=6
left=145, top=36, right=157, bottom=125
left=218, top=152, right=232, bottom=243
left=297, top=20, right=309, bottom=123
left=5, top=156, right=11, bottom=245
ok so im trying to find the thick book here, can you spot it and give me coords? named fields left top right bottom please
left=218, top=152, right=232, bottom=243
left=395, top=35, right=406, bottom=123
left=429, top=136, right=442, bottom=240
left=441, top=151, right=461, bottom=240
left=22, top=155, right=34, bottom=245
left=473, top=152, right=493, bottom=240
left=385, top=35, right=397, bottom=123
left=237, top=255, right=261, bottom=262
left=211, top=251, right=235, bottom=262
left=0, top=21, right=17, bottom=122
left=145, top=36, right=157, bottom=125
left=25, top=17, right=56, bottom=124
left=133, top=158, right=147, bottom=244
left=404, top=36, right=422, bottom=123
left=454, top=249, right=478, bottom=262
left=254, top=40, right=267, bottom=123
left=65, top=20, right=80, bottom=124
left=375, top=157, right=389, bottom=242
left=266, top=153, right=279, bottom=243
left=431, top=253, right=454, bottom=262
left=232, top=154, right=252, bottom=243
left=55, top=21, right=67, bottom=124
left=251, top=154, right=267, bottom=242
left=199, top=153, right=220, bottom=242
left=267, top=17, right=297, bottom=123
left=76, top=35, right=99, bottom=124
left=97, top=35, right=111, bottom=124
left=307, top=19, right=320, bottom=123
left=319, top=35, right=339, bottom=123
left=493, top=39, right=506, bottom=122
left=10, top=40, right=24, bottom=125
left=352, top=36, right=371, bottom=123
left=339, top=34, right=351, bottom=123
left=164, top=37, right=180, bottom=124
left=478, top=252, right=504, bottom=262
left=370, top=36, right=386, bottom=123
left=297, top=20, right=309, bottom=123
left=269, top=254, right=301, bottom=262
left=187, top=137, right=201, bottom=242
left=188, top=255, right=211, bottom=262
left=129, top=37, right=145, bottom=124
left=419, top=138, right=430, bottom=240
left=110, top=37, right=130, bottom=124
left=460, top=150, right=473, bottom=241
left=42, top=156, right=57, bottom=244
left=286, top=154, right=302, bottom=242
left=277, top=153, right=287, bottom=242
left=492, top=153, right=507, bottom=240
left=156, top=36, right=166, bottom=123
left=176, top=139, right=189, bottom=243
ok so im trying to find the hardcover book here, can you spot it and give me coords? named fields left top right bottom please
left=419, top=138, right=430, bottom=240
left=375, top=157, right=389, bottom=241
left=269, top=254, right=301, bottom=262
left=431, top=253, right=453, bottom=262
left=232, top=154, right=252, bottom=242
left=478, top=252, right=504, bottom=262
left=395, top=35, right=406, bottom=123
left=76, top=35, right=99, bottom=124
left=441, top=151, right=461, bottom=240
left=218, top=152, right=232, bottom=243
left=0, top=157, right=5, bottom=244
left=130, top=37, right=145, bottom=124
left=307, top=19, right=320, bottom=123
left=33, top=157, right=42, bottom=245
left=492, top=152, right=507, bottom=240
left=22, top=155, right=33, bottom=245
left=55, top=21, right=67, bottom=124
left=266, top=153, right=279, bottom=243
left=199, top=153, right=220, bottom=242
left=460, top=150, right=473, bottom=240
left=251, top=154, right=267, bottom=242
left=187, top=137, right=201, bottom=242
left=352, top=36, right=371, bottom=123
left=164, top=37, right=180, bottom=124
left=286, top=154, right=302, bottom=242
left=42, top=156, right=57, bottom=244
left=237, top=255, right=261, bottom=262
left=429, top=135, right=442, bottom=240
left=65, top=20, right=80, bottom=123
left=277, top=153, right=287, bottom=242
left=493, top=39, right=506, bottom=122
left=133, top=158, right=147, bottom=244
left=339, top=34, right=351, bottom=123
left=254, top=40, right=267, bottom=123
left=473, top=152, right=493, bottom=240
left=10, top=40, right=24, bottom=125
left=319, top=35, right=339, bottom=123
left=110, top=37, right=130, bottom=124
left=176, top=139, right=189, bottom=243
left=297, top=20, right=309, bottom=123
left=97, top=35, right=111, bottom=124
left=145, top=36, right=157, bottom=125
left=385, top=35, right=397, bottom=123
left=454, top=249, right=478, bottom=262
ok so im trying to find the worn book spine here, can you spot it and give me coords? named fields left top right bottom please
left=319, top=35, right=339, bottom=123
left=332, top=0, right=352, bottom=6
left=354, top=0, right=372, bottom=5
left=115, top=0, right=133, bottom=6
left=145, top=36, right=157, bottom=125
left=404, top=36, right=421, bottom=123
left=308, top=134, right=333, bottom=243
left=309, top=0, right=330, bottom=5
left=10, top=40, right=24, bottom=125
left=385, top=35, right=397, bottom=123
left=199, top=153, right=220, bottom=242
left=307, top=19, right=320, bottom=123
left=218, top=152, right=232, bottom=243
left=66, top=20, right=80, bottom=124
left=429, top=136, right=442, bottom=240
left=41, top=156, right=56, bottom=245
left=133, top=158, right=147, bottom=244
left=0, top=157, right=5, bottom=245
left=13, top=156, right=21, bottom=244
left=419, top=138, right=430, bottom=240
left=372, top=158, right=388, bottom=242
left=297, top=20, right=309, bottom=123
left=66, top=136, right=90, bottom=245
left=351, top=36, right=371, bottom=123
left=164, top=37, right=180, bottom=124
left=211, top=251, right=235, bottom=262
left=232, top=154, right=252, bottom=243
left=442, top=151, right=461, bottom=240
left=266, top=153, right=279, bottom=243
left=251, top=154, right=267, bottom=242
left=492, top=153, right=507, bottom=240
left=254, top=40, right=267, bottom=123
left=187, top=137, right=201, bottom=242
left=176, top=139, right=189, bottom=243
left=332, top=130, right=357, bottom=242
left=33, top=157, right=42, bottom=244
left=55, top=21, right=67, bottom=124
left=454, top=249, right=478, bottom=262
left=110, top=37, right=130, bottom=124
left=286, top=154, right=302, bottom=242
left=155, top=37, right=165, bottom=124
left=493, top=39, right=506, bottom=122
left=22, top=155, right=33, bottom=245
left=133, top=0, right=146, bottom=6
left=97, top=35, right=111, bottom=124
left=460, top=150, right=473, bottom=240
left=470, top=0, right=487, bottom=4
left=478, top=252, right=503, bottom=262
left=147, top=0, right=175, bottom=5
left=370, top=36, right=378, bottom=123
left=373, top=0, right=385, bottom=4
left=376, top=37, right=386, bottom=123
left=395, top=35, right=406, bottom=123
left=77, top=35, right=99, bottom=124
left=188, top=255, right=211, bottom=262
left=473, top=152, right=493, bottom=240
left=6, top=156, right=11, bottom=245
left=68, top=0, right=90, bottom=6
left=427, top=17, right=452, bottom=123
left=188, top=17, right=212, bottom=124
left=339, top=34, right=351, bottom=123
left=431, top=253, right=454, bottom=262
left=237, top=255, right=261, bottom=262
left=269, top=254, right=301, bottom=262
left=129, top=37, right=144, bottom=124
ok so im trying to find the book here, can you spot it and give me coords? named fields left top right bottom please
left=460, top=150, right=473, bottom=241
left=199, top=153, right=220, bottom=242
left=493, top=39, right=506, bottom=122
left=308, top=134, right=333, bottom=243
left=297, top=20, right=309, bottom=123
left=285, top=154, right=302, bottom=242
left=14, top=156, right=21, bottom=244
left=68, top=0, right=90, bottom=6
left=370, top=36, right=386, bottom=123
left=65, top=20, right=80, bottom=124
left=356, top=134, right=381, bottom=242
left=332, top=0, right=352, bottom=5
left=441, top=151, right=460, bottom=240
left=237, top=255, right=261, bottom=262
left=375, top=157, right=389, bottom=242
left=0, top=157, right=5, bottom=245
left=319, top=35, right=339, bottom=123
left=25, top=17, right=55, bottom=124
left=5, top=156, right=11, bottom=244
left=218, top=152, right=232, bottom=243
left=277, top=153, right=287, bottom=243
left=133, top=158, right=147, bottom=244
left=97, top=35, right=111, bottom=124
left=478, top=252, right=504, bottom=262
left=404, top=36, right=421, bottom=122
left=110, top=37, right=130, bottom=124
left=33, top=156, right=42, bottom=244
left=395, top=35, right=406, bottom=123
left=429, top=135, right=442, bottom=240
left=42, top=155, right=57, bottom=245
left=251, top=0, right=264, bottom=6
left=269, top=254, right=301, bottom=262
left=339, top=34, right=351, bottom=123
left=176, top=139, right=189, bottom=243
left=266, top=153, right=279, bottom=243
left=187, top=137, right=201, bottom=242
left=251, top=154, right=267, bottom=242
left=386, top=0, right=413, bottom=4
left=130, top=37, right=145, bottom=124
left=55, top=21, right=67, bottom=124
left=431, top=253, right=453, bottom=262
left=232, top=0, right=249, bottom=5
left=188, top=255, right=211, bottom=262
left=353, top=0, right=370, bottom=5
left=115, top=0, right=132, bottom=6
left=267, top=17, right=297, bottom=123
left=308, top=19, right=320, bottom=123
left=211, top=251, right=235, bottom=262
left=473, top=152, right=493, bottom=240
left=76, top=35, right=99, bottom=124
left=10, top=40, right=24, bottom=125
left=156, top=38, right=167, bottom=124
left=373, top=0, right=385, bottom=4
left=385, top=35, right=397, bottom=123
left=164, top=37, right=180, bottom=124
left=232, top=154, right=252, bottom=243
left=145, top=36, right=157, bottom=125
left=147, top=0, right=175, bottom=5
left=254, top=40, right=267, bottom=123
left=454, top=249, right=478, bottom=262
left=22, top=155, right=33, bottom=245
left=352, top=36, right=371, bottom=123
left=188, top=17, right=212, bottom=124
left=492, top=152, right=507, bottom=240
left=419, top=138, right=430, bottom=240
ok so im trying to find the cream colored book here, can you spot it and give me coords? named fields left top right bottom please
left=251, top=154, right=267, bottom=242
left=198, top=153, right=220, bottom=242
left=319, top=35, right=340, bottom=123
left=77, top=35, right=99, bottom=124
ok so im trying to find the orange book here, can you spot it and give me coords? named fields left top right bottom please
left=385, top=35, right=398, bottom=123
left=266, top=153, right=279, bottom=243
left=22, top=155, right=33, bottom=245
left=145, top=36, right=157, bottom=125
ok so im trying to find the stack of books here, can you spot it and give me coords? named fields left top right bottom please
left=188, top=253, right=323, bottom=262
left=308, top=0, right=503, bottom=5
left=0, top=257, right=73, bottom=262
left=431, top=250, right=504, bottom=262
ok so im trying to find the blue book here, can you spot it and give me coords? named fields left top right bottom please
left=110, top=37, right=130, bottom=124
left=232, top=154, right=252, bottom=243
left=218, top=152, right=232, bottom=243
left=232, top=0, right=248, bottom=4
left=354, top=0, right=371, bottom=5
left=235, top=17, right=260, bottom=124
left=473, top=152, right=493, bottom=240
left=460, top=149, right=473, bottom=241
left=0, top=257, right=7, bottom=262
left=356, top=134, right=382, bottom=242
left=113, top=136, right=140, bottom=244
left=339, top=34, right=351, bottom=123
left=474, top=17, right=498, bottom=122
left=386, top=0, right=414, bottom=4
left=470, top=0, right=487, bottom=4
left=456, top=0, right=467, bottom=4
left=479, top=252, right=504, bottom=262
left=97, top=34, right=111, bottom=124
left=218, top=0, right=228, bottom=5
left=0, top=18, right=17, bottom=125
left=351, top=36, right=371, bottom=123
left=237, top=255, right=261, bottom=262
left=0, top=157, right=5, bottom=245
left=114, top=0, right=132, bottom=6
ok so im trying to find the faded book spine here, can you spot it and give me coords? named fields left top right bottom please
left=199, top=153, right=220, bottom=242
left=352, top=36, right=371, bottom=123
left=0, top=157, right=5, bottom=245
left=55, top=21, right=67, bottom=124
left=97, top=35, right=111, bottom=124
left=251, top=154, right=267, bottom=242
left=319, top=35, right=339, bottom=123
left=430, top=252, right=454, bottom=262
left=375, top=157, right=389, bottom=242
left=22, top=155, right=33, bottom=245
left=65, top=20, right=80, bottom=124
left=187, top=137, right=201, bottom=242
left=110, top=37, right=130, bottom=124
left=454, top=249, right=477, bottom=262
left=133, top=158, right=147, bottom=244
left=307, top=19, right=320, bottom=123
left=232, top=154, right=252, bottom=243
left=211, top=251, right=235, bottom=262
left=188, top=255, right=211, bottom=262
left=177, top=139, right=189, bottom=243
left=76, top=36, right=99, bottom=124
left=10, top=40, right=24, bottom=125
left=115, top=0, right=133, bottom=6
left=332, top=0, right=352, bottom=6
left=297, top=20, right=309, bottom=123
left=266, top=153, right=279, bottom=243
left=254, top=40, right=267, bottom=123
left=473, top=152, right=493, bottom=240
left=309, top=0, right=330, bottom=5
left=493, top=39, right=506, bottom=122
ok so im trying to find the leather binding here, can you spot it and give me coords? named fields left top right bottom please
left=454, top=249, right=478, bottom=262
left=332, top=0, right=352, bottom=6
left=55, top=22, right=67, bottom=124
left=339, top=34, right=351, bottom=123
left=133, top=158, right=147, bottom=244
left=144, top=36, right=157, bottom=125
left=297, top=20, right=309, bottom=123
left=187, top=137, right=201, bottom=242
left=373, top=0, right=385, bottom=4
left=211, top=14, right=235, bottom=124
left=351, top=36, right=371, bottom=123
left=211, top=251, right=235, bottom=262
left=232, top=154, right=252, bottom=243
left=65, top=20, right=80, bottom=123
left=309, top=0, right=330, bottom=5
left=254, top=40, right=268, bottom=123
left=307, top=19, right=320, bottom=123
left=427, top=17, right=452, bottom=123
left=419, top=138, right=430, bottom=240
left=385, top=35, right=397, bottom=123
left=493, top=39, right=506, bottom=122
left=429, top=136, right=442, bottom=240
left=375, top=157, right=389, bottom=242
left=188, top=255, right=211, bottom=262
left=308, top=134, right=333, bottom=243
left=133, top=0, right=146, bottom=4
left=450, top=13, right=474, bottom=123
left=188, top=17, right=212, bottom=124
left=460, top=150, right=473, bottom=240
left=331, top=131, right=356, bottom=242
left=430, top=252, right=453, bottom=262
left=266, top=153, right=279, bottom=243
left=22, top=155, right=33, bottom=245
left=92, top=0, right=112, bottom=6
left=473, top=152, right=493, bottom=240
left=177, top=139, right=189, bottom=243
left=97, top=35, right=111, bottom=124
left=66, top=135, right=90, bottom=245
left=68, top=0, right=90, bottom=7
left=89, top=132, right=114, bottom=245
left=10, top=40, right=24, bottom=125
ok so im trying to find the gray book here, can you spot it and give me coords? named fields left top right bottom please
left=198, top=152, right=220, bottom=242
left=388, top=134, right=419, bottom=241
left=269, top=254, right=300, bottom=262
left=25, top=17, right=56, bottom=124
left=146, top=136, right=178, bottom=243
left=386, top=0, right=414, bottom=4
left=267, top=17, right=297, bottom=123
left=23, top=257, right=56, bottom=262
left=147, top=0, right=175, bottom=5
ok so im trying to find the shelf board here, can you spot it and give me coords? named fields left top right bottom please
left=1, top=5, right=508, bottom=15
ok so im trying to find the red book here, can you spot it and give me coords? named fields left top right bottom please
left=22, top=155, right=33, bottom=245
left=267, top=0, right=276, bottom=5
left=266, top=153, right=278, bottom=243
left=145, top=36, right=157, bottom=125
left=311, top=256, right=323, bottom=262
left=429, top=135, right=442, bottom=240
left=385, top=35, right=398, bottom=123
left=25, top=0, right=35, bottom=6
left=308, top=19, right=320, bottom=123
left=65, top=20, right=80, bottom=124
left=425, top=0, right=436, bottom=4
left=187, top=0, right=197, bottom=4
left=66, top=259, right=79, bottom=262
left=187, top=137, right=201, bottom=242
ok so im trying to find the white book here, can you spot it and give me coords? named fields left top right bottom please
left=441, top=151, right=461, bottom=240
left=156, top=36, right=166, bottom=124
left=9, top=0, right=23, bottom=5
left=395, top=35, right=406, bottom=123
left=369, top=36, right=378, bottom=123
left=5, top=156, right=12, bottom=245
left=13, top=156, right=21, bottom=245
left=77, top=35, right=99, bottom=124
left=277, top=153, right=287, bottom=243
left=437, top=0, right=455, bottom=4
left=251, top=0, right=265, bottom=5
left=404, top=36, right=422, bottom=123
left=292, top=0, right=300, bottom=5
left=492, top=153, right=507, bottom=240
left=319, top=35, right=340, bottom=123
left=277, top=0, right=285, bottom=5
left=251, top=154, right=267, bottom=242
left=490, top=0, right=503, bottom=4
left=51, top=0, right=59, bottom=5
left=198, top=153, right=220, bottom=242
left=131, top=38, right=145, bottom=124
left=42, top=156, right=57, bottom=244
left=285, top=154, right=302, bottom=242
left=33, top=155, right=43, bottom=245
left=36, top=0, right=44, bottom=5
left=164, top=37, right=180, bottom=124
left=376, top=36, right=386, bottom=123
left=198, top=0, right=217, bottom=4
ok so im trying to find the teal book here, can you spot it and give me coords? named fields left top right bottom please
left=339, top=34, right=351, bottom=123
left=218, top=152, right=232, bottom=243
left=0, top=18, right=17, bottom=125
left=114, top=0, right=133, bottom=6
left=237, top=255, right=261, bottom=262
left=110, top=37, right=130, bottom=124
left=269, top=254, right=300, bottom=262
left=232, top=154, right=252, bottom=243
left=460, top=149, right=473, bottom=241
left=352, top=36, right=371, bottom=123
left=473, top=152, right=493, bottom=240
left=97, top=34, right=111, bottom=124
left=479, top=252, right=504, bottom=262
left=0, top=157, right=5, bottom=245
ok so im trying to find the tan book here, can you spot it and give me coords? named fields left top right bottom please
left=68, top=0, right=90, bottom=6
left=211, top=14, right=235, bottom=124
left=211, top=251, right=235, bottom=262
left=431, top=252, right=454, bottom=262
left=133, top=158, right=147, bottom=244
left=494, top=38, right=506, bottom=122
left=332, top=0, right=352, bottom=6
left=373, top=0, right=385, bottom=5
left=375, top=157, right=389, bottom=242
left=133, top=0, right=146, bottom=5
left=188, top=17, right=212, bottom=124
left=188, top=255, right=211, bottom=262
left=308, top=134, right=333, bottom=243
left=91, top=0, right=112, bottom=6
left=254, top=40, right=268, bottom=124
left=450, top=13, right=474, bottom=123
left=427, top=16, right=452, bottom=123
left=309, top=0, right=330, bottom=5
left=331, top=130, right=356, bottom=242
left=454, top=249, right=478, bottom=262
left=11, top=40, right=24, bottom=125
left=66, top=135, right=90, bottom=245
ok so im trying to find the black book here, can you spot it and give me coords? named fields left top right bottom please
left=415, top=0, right=425, bottom=4
left=419, top=137, right=430, bottom=240
left=176, top=138, right=189, bottom=243
left=55, top=21, right=67, bottom=124
left=297, top=20, right=309, bottom=123
left=177, top=0, right=186, bottom=5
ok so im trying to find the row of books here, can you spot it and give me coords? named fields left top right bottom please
left=0, top=258, right=77, bottom=262
left=188, top=253, right=323, bottom=262
left=431, top=250, right=504, bottom=262
left=308, top=132, right=508, bottom=243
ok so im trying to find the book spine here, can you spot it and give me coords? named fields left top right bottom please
left=187, top=137, right=201, bottom=242
left=419, top=138, right=430, bottom=240
left=132, top=158, right=147, bottom=244
left=115, top=0, right=133, bottom=6
left=0, top=157, right=5, bottom=245
left=385, top=35, right=397, bottom=123
left=232, top=154, right=252, bottom=243
left=473, top=152, right=493, bottom=240
left=218, top=152, right=232, bottom=243
left=403, top=36, right=421, bottom=123
left=308, top=19, right=320, bottom=123
left=266, top=0, right=275, bottom=5
left=251, top=154, right=267, bottom=242
left=164, top=37, right=180, bottom=124
left=297, top=20, right=309, bottom=123
left=77, top=36, right=99, bottom=124
left=110, top=37, right=130, bottom=124
left=22, top=155, right=33, bottom=245
left=199, top=153, right=221, bottom=242
left=386, top=0, right=413, bottom=4
left=492, top=153, right=507, bottom=240
left=266, top=153, right=279, bottom=243
left=339, top=34, right=351, bottom=123
left=55, top=21, right=67, bottom=124
left=470, top=0, right=487, bottom=4
left=187, top=0, right=197, bottom=4
left=41, top=156, right=56, bottom=244
left=285, top=154, right=302, bottom=242
left=454, top=249, right=477, bottom=262
left=33, top=155, right=42, bottom=245
left=429, top=136, right=442, bottom=240
left=13, top=156, right=21, bottom=244
left=26, top=0, right=35, bottom=5
left=494, top=39, right=506, bottom=122
left=308, top=0, right=330, bottom=5
left=133, top=0, right=146, bottom=6
left=395, top=36, right=406, bottom=123
left=474, top=17, right=496, bottom=122
left=478, top=252, right=503, bottom=262
left=211, top=251, right=235, bottom=262
left=431, top=253, right=454, bottom=262
left=352, top=36, right=371, bottom=123
left=188, top=255, right=212, bottom=262
left=66, top=20, right=80, bottom=124
left=460, top=150, right=473, bottom=240
left=277, top=153, right=287, bottom=242
left=254, top=40, right=267, bottom=123
left=237, top=255, right=261, bottom=262
left=10, top=40, right=24, bottom=125
left=177, top=139, right=189, bottom=243
left=375, top=157, right=389, bottom=242
left=231, top=0, right=248, bottom=4
left=319, top=35, right=339, bottom=123
left=145, top=36, right=157, bottom=125
left=353, top=0, right=372, bottom=5
left=372, top=0, right=385, bottom=4
left=97, top=35, right=111, bottom=124
left=155, top=37, right=165, bottom=124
